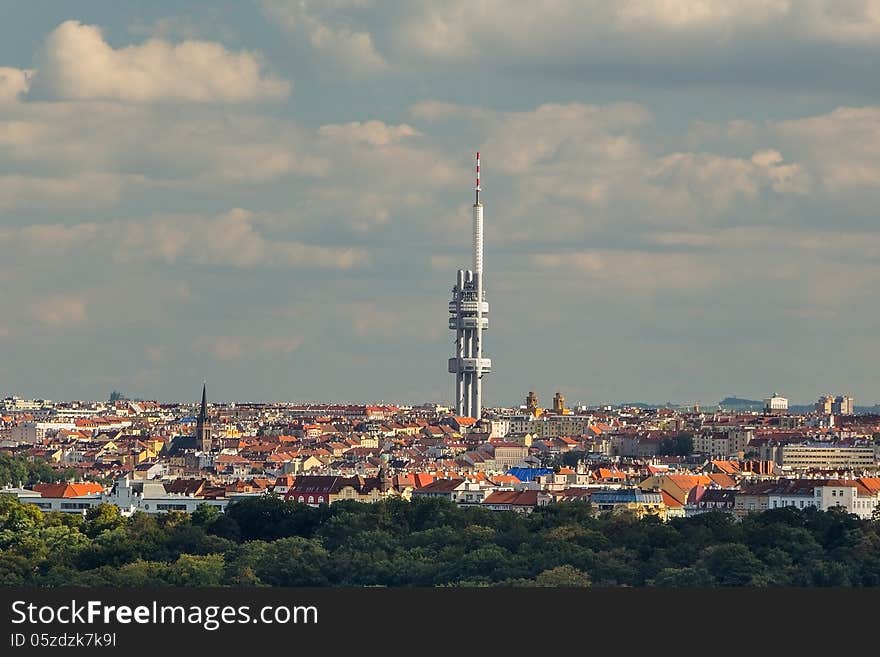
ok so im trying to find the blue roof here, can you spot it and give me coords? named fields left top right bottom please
left=507, top=467, right=553, bottom=482
left=590, top=489, right=662, bottom=504
left=178, top=416, right=196, bottom=423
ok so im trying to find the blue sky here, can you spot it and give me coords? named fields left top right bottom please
left=2, top=1, right=880, bottom=407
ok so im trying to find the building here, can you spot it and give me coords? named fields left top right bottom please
left=492, top=442, right=529, bottom=470
left=779, top=443, right=875, bottom=470
left=196, top=383, right=212, bottom=452
left=734, top=481, right=777, bottom=518
left=685, top=488, right=737, bottom=517
left=816, top=394, right=854, bottom=416
left=552, top=392, right=566, bottom=415
left=693, top=429, right=753, bottom=458
left=589, top=489, right=666, bottom=520
left=764, top=393, right=788, bottom=413
left=482, top=490, right=550, bottom=513
left=284, top=475, right=387, bottom=506
left=833, top=396, right=854, bottom=415
left=448, top=152, right=491, bottom=419
left=525, top=391, right=540, bottom=415
left=22, top=482, right=104, bottom=513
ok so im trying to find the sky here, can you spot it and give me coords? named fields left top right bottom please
left=3, top=1, right=880, bottom=407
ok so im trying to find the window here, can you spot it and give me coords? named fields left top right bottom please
left=308, top=496, right=314, bottom=504
left=298, top=496, right=305, bottom=503
left=317, top=496, right=324, bottom=503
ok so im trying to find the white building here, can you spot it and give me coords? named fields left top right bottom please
left=814, top=481, right=879, bottom=519
left=780, top=443, right=876, bottom=470
left=764, top=393, right=789, bottom=412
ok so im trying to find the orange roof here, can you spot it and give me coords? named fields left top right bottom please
left=857, top=477, right=880, bottom=493
left=557, top=467, right=576, bottom=475
left=712, top=460, right=741, bottom=475
left=32, top=482, right=103, bottom=498
left=708, top=473, right=737, bottom=489
left=665, top=474, right=712, bottom=490
left=595, top=468, right=626, bottom=480
left=660, top=490, right=683, bottom=508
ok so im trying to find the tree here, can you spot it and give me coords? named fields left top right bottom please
left=191, top=504, right=221, bottom=526
left=164, top=554, right=225, bottom=586
left=84, top=504, right=125, bottom=538
left=698, top=543, right=765, bottom=586
left=533, top=565, right=592, bottom=587
left=659, top=433, right=695, bottom=456
left=562, top=450, right=587, bottom=468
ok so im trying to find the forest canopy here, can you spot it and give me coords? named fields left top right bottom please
left=2, top=494, right=880, bottom=587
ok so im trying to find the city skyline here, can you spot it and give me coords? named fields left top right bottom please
left=3, top=3, right=880, bottom=405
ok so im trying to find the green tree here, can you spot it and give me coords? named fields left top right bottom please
left=533, top=565, right=592, bottom=587
left=164, top=554, right=225, bottom=586
left=84, top=504, right=125, bottom=538
left=698, top=543, right=765, bottom=586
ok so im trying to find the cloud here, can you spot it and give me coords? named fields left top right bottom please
left=260, top=0, right=387, bottom=74
left=0, top=67, right=31, bottom=102
left=770, top=106, right=880, bottom=191
left=0, top=101, right=325, bottom=208
left=318, top=120, right=422, bottom=146
left=194, top=335, right=303, bottom=360
left=28, top=20, right=289, bottom=103
left=0, top=209, right=371, bottom=270
left=404, top=100, right=815, bottom=243
left=528, top=249, right=722, bottom=294
left=260, top=1, right=880, bottom=87
left=0, top=173, right=129, bottom=211
left=144, top=346, right=167, bottom=364
left=119, top=208, right=370, bottom=269
left=31, top=296, right=88, bottom=327
left=616, top=0, right=791, bottom=29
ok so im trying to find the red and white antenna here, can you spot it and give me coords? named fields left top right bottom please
left=475, top=151, right=481, bottom=203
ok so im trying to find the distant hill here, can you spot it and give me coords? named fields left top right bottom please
left=718, top=397, right=763, bottom=410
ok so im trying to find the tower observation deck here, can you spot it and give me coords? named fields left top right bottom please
left=448, top=152, right=491, bottom=419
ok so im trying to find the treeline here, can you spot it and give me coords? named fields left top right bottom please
left=0, top=454, right=79, bottom=487
left=2, top=494, right=880, bottom=587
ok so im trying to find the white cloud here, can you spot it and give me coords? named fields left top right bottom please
left=318, top=120, right=422, bottom=146
left=0, top=99, right=325, bottom=203
left=194, top=335, right=303, bottom=360
left=260, top=0, right=387, bottom=74
left=28, top=20, right=289, bottom=103
left=0, top=209, right=371, bottom=270
left=0, top=67, right=32, bottom=102
left=0, top=173, right=130, bottom=211
left=617, top=0, right=791, bottom=29
left=31, top=296, right=88, bottom=327
left=771, top=106, right=880, bottom=191
left=122, top=209, right=370, bottom=269
left=261, top=0, right=880, bottom=80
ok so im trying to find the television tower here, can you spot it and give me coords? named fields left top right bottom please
left=448, top=152, right=492, bottom=418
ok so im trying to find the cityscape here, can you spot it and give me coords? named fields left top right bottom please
left=3, top=159, right=878, bottom=525
left=5, top=2, right=880, bottom=597
left=2, top=387, right=878, bottom=521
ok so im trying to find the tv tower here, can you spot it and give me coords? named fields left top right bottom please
left=448, top=152, right=492, bottom=418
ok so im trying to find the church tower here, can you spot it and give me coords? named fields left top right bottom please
left=196, top=382, right=213, bottom=452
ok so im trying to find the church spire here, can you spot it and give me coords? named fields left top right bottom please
left=199, top=381, right=208, bottom=423
left=196, top=381, right=212, bottom=452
